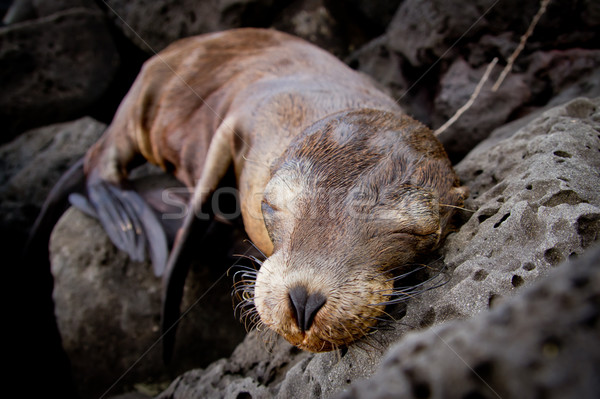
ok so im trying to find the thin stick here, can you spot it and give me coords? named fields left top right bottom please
left=434, top=57, right=498, bottom=136
left=492, top=0, right=551, bottom=91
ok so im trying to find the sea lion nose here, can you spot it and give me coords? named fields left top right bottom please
left=288, top=286, right=327, bottom=332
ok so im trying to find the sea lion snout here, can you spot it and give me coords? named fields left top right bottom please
left=254, top=252, right=393, bottom=352
left=288, top=285, right=327, bottom=333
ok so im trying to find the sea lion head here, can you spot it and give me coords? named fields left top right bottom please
left=249, top=109, right=466, bottom=352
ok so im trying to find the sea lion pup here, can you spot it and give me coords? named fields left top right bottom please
left=33, top=28, right=467, bottom=358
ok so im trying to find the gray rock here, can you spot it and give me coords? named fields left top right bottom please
left=386, top=0, right=600, bottom=68
left=101, top=0, right=289, bottom=53
left=338, top=244, right=600, bottom=399
left=524, top=49, right=600, bottom=104
left=50, top=207, right=248, bottom=399
left=157, top=332, right=303, bottom=399
left=467, top=68, right=600, bottom=157
left=345, top=35, right=407, bottom=98
left=51, top=207, right=166, bottom=399
left=387, top=0, right=489, bottom=67
left=2, top=0, right=98, bottom=24
left=0, top=8, right=119, bottom=140
left=432, top=50, right=600, bottom=161
left=271, top=0, right=344, bottom=57
left=0, top=117, right=105, bottom=253
left=448, top=97, right=600, bottom=284
left=346, top=1, right=600, bottom=150
left=154, top=97, right=600, bottom=399
left=434, top=58, right=531, bottom=161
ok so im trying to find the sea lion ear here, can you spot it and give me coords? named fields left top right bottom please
left=376, top=186, right=441, bottom=236
left=451, top=185, right=469, bottom=203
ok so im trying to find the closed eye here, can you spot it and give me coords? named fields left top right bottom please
left=262, top=198, right=281, bottom=213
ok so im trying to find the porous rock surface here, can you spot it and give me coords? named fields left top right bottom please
left=338, top=244, right=600, bottom=399
left=153, top=97, right=600, bottom=398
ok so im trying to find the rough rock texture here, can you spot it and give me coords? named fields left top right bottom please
left=433, top=58, right=531, bottom=161
left=270, top=0, right=344, bottom=57
left=447, top=97, right=600, bottom=285
left=51, top=208, right=164, bottom=399
left=347, top=0, right=600, bottom=157
left=100, top=0, right=292, bottom=53
left=436, top=49, right=600, bottom=161
left=0, top=117, right=106, bottom=398
left=0, top=117, right=105, bottom=258
left=50, top=207, right=249, bottom=399
left=338, top=244, right=600, bottom=399
left=151, top=98, right=600, bottom=398
left=2, top=0, right=98, bottom=24
left=387, top=0, right=600, bottom=68
left=0, top=8, right=119, bottom=141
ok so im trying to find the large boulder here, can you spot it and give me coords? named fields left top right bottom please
left=433, top=58, right=531, bottom=162
left=155, top=99, right=600, bottom=397
left=99, top=0, right=293, bottom=53
left=0, top=8, right=119, bottom=141
left=339, top=244, right=600, bottom=399
left=50, top=205, right=249, bottom=399
left=347, top=0, right=600, bottom=157
left=2, top=0, right=98, bottom=24
left=0, top=117, right=106, bottom=398
left=0, top=117, right=105, bottom=258
left=387, top=0, right=600, bottom=68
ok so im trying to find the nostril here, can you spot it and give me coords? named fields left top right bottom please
left=288, top=286, right=327, bottom=332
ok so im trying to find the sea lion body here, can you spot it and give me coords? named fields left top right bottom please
left=52, top=28, right=467, bottom=354
left=87, top=29, right=400, bottom=254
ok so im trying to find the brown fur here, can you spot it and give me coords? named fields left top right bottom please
left=83, top=28, right=467, bottom=353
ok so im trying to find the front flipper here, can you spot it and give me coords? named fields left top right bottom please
left=161, top=206, right=212, bottom=363
left=70, top=180, right=169, bottom=276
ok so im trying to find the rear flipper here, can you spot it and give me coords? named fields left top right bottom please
left=69, top=173, right=190, bottom=277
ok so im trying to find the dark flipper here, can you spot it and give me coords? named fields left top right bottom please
left=69, top=177, right=171, bottom=276
left=68, top=192, right=98, bottom=219
left=161, top=205, right=212, bottom=364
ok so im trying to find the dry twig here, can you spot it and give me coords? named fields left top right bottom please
left=492, top=0, right=551, bottom=91
left=434, top=57, right=498, bottom=136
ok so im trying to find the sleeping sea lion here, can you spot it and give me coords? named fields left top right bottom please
left=32, top=28, right=467, bottom=359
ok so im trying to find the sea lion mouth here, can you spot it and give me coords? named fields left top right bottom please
left=233, top=254, right=450, bottom=353
left=233, top=253, right=397, bottom=353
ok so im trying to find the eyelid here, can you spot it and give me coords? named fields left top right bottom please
left=262, top=197, right=281, bottom=212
